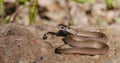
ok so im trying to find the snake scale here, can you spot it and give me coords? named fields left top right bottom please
left=55, top=24, right=109, bottom=55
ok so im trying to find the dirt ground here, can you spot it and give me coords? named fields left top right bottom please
left=0, top=23, right=120, bottom=63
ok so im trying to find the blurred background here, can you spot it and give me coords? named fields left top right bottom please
left=0, top=0, right=120, bottom=27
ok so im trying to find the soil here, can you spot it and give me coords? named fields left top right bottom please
left=0, top=23, right=120, bottom=63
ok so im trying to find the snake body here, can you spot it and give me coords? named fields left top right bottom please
left=55, top=24, right=109, bottom=55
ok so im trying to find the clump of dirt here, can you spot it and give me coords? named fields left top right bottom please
left=0, top=23, right=52, bottom=63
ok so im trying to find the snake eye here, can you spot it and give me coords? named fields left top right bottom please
left=60, top=26, right=66, bottom=30
left=61, top=26, right=64, bottom=29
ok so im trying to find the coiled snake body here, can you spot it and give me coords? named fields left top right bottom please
left=55, top=24, right=109, bottom=55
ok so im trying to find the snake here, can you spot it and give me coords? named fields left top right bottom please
left=55, top=24, right=109, bottom=55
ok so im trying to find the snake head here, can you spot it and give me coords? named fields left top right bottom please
left=57, top=24, right=76, bottom=34
left=57, top=24, right=70, bottom=31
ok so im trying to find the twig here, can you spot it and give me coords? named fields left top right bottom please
left=10, top=2, right=33, bottom=23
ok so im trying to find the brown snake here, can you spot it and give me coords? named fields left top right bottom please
left=55, top=24, right=109, bottom=55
